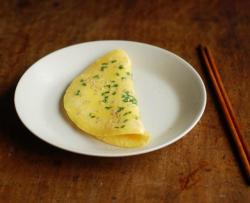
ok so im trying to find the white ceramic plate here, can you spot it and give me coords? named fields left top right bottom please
left=14, top=40, right=206, bottom=157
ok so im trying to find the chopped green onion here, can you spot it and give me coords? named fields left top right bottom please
left=116, top=107, right=125, bottom=113
left=89, top=113, right=96, bottom=118
left=123, top=111, right=132, bottom=116
left=75, top=90, right=80, bottom=96
left=93, top=74, right=100, bottom=79
left=121, top=91, right=137, bottom=104
left=102, top=91, right=110, bottom=95
left=111, top=60, right=117, bottom=63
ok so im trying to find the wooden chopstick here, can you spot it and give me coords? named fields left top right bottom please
left=204, top=47, right=250, bottom=162
left=198, top=45, right=250, bottom=182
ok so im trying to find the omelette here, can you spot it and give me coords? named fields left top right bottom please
left=63, top=49, right=150, bottom=148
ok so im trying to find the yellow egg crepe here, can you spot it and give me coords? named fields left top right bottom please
left=63, top=49, right=150, bottom=148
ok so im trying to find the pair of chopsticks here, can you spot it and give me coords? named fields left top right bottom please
left=198, top=45, right=250, bottom=183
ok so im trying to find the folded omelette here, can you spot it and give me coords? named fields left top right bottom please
left=63, top=49, right=150, bottom=148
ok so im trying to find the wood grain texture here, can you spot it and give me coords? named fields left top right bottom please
left=0, top=0, right=249, bottom=202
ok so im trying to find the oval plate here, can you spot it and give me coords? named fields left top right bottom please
left=14, top=40, right=206, bottom=157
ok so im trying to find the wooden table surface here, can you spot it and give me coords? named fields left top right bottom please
left=0, top=0, right=249, bottom=202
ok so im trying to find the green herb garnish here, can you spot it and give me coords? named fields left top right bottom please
left=102, top=96, right=108, bottom=103
left=120, top=125, right=125, bottom=128
left=126, top=72, right=130, bottom=76
left=122, top=91, right=137, bottom=105
left=123, top=119, right=128, bottom=123
left=80, top=79, right=86, bottom=86
left=118, top=65, right=124, bottom=69
left=105, top=106, right=112, bottom=110
left=115, top=73, right=120, bottom=76
left=111, top=60, right=117, bottom=63
left=112, top=92, right=116, bottom=95
left=89, top=113, right=95, bottom=118
left=102, top=91, right=110, bottom=95
left=75, top=90, right=80, bottom=96
left=121, top=77, right=126, bottom=80
left=116, top=106, right=125, bottom=113
left=93, top=74, right=100, bottom=79
left=123, top=111, right=132, bottom=116
left=112, top=84, right=118, bottom=87
left=100, top=63, right=108, bottom=71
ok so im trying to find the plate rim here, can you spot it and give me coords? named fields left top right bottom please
left=14, top=40, right=207, bottom=157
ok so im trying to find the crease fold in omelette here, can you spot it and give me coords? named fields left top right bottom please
left=63, top=49, right=150, bottom=148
